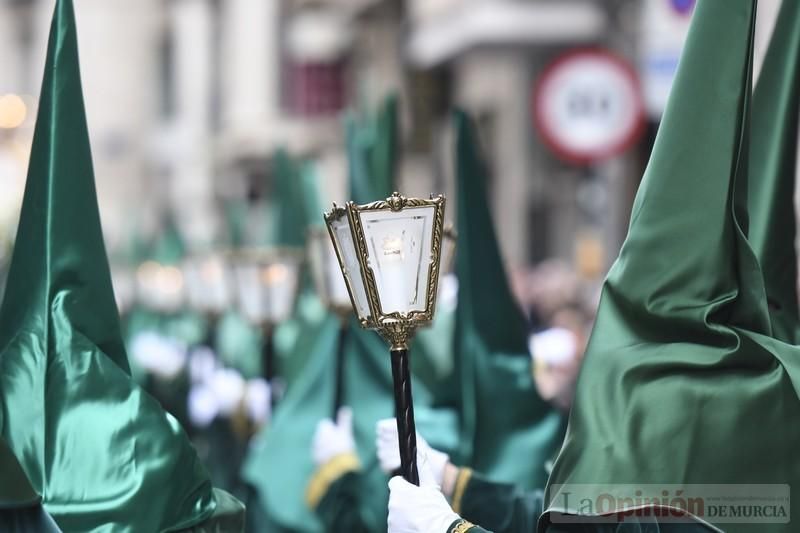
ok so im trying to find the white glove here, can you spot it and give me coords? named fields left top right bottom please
left=312, top=407, right=356, bottom=466
left=188, top=346, right=217, bottom=384
left=387, top=455, right=461, bottom=533
left=244, top=378, right=271, bottom=425
left=529, top=327, right=581, bottom=411
left=130, top=331, right=187, bottom=379
left=376, top=418, right=450, bottom=486
left=188, top=384, right=219, bottom=428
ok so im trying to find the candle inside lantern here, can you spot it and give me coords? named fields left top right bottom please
left=378, top=233, right=408, bottom=313
left=136, top=261, right=184, bottom=313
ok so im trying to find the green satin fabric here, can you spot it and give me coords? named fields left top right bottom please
left=269, top=152, right=329, bottom=386
left=746, top=0, right=800, bottom=344
left=0, top=505, right=63, bottom=533
left=543, top=2, right=800, bottom=532
left=346, top=95, right=398, bottom=204
left=216, top=310, right=264, bottom=379
left=272, top=149, right=313, bottom=248
left=151, top=217, right=187, bottom=265
left=0, top=1, right=238, bottom=530
left=315, top=469, right=375, bottom=532
left=427, top=112, right=564, bottom=490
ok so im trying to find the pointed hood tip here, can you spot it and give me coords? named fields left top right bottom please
left=0, top=0, right=128, bottom=369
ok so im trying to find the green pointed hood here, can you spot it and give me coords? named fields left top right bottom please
left=748, top=0, right=800, bottom=344
left=445, top=111, right=564, bottom=490
left=223, top=198, right=249, bottom=249
left=270, top=155, right=328, bottom=384
left=0, top=1, right=234, bottom=529
left=346, top=95, right=398, bottom=204
left=543, top=2, right=800, bottom=529
left=0, top=0, right=126, bottom=370
left=151, top=214, right=186, bottom=265
left=272, top=149, right=308, bottom=247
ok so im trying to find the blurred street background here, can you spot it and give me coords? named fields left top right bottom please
left=0, top=0, right=786, bottom=290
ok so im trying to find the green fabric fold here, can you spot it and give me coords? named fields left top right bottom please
left=748, top=0, right=800, bottom=344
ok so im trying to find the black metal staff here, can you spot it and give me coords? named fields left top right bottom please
left=332, top=321, right=349, bottom=418
left=262, top=325, right=285, bottom=408
left=390, top=344, right=419, bottom=484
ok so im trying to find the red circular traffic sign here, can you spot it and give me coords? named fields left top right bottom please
left=533, top=48, right=645, bottom=165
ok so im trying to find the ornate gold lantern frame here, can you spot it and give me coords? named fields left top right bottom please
left=323, top=192, right=446, bottom=350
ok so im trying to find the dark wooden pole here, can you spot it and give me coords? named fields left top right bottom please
left=332, top=322, right=348, bottom=418
left=262, top=326, right=274, bottom=382
left=390, top=347, right=419, bottom=485
left=262, top=326, right=284, bottom=406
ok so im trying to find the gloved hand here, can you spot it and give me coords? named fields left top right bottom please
left=529, top=327, right=581, bottom=412
left=376, top=418, right=450, bottom=486
left=312, top=406, right=356, bottom=466
left=208, top=367, right=246, bottom=416
left=387, top=455, right=461, bottom=533
left=188, top=384, right=219, bottom=428
left=130, top=331, right=187, bottom=380
left=244, top=378, right=271, bottom=426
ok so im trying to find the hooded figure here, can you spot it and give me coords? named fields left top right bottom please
left=240, top=96, right=418, bottom=533
left=541, top=1, right=800, bottom=532
left=0, top=1, right=243, bottom=530
left=383, top=110, right=567, bottom=533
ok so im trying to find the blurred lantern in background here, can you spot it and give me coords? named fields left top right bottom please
left=307, top=226, right=352, bottom=415
left=230, top=247, right=303, bottom=404
left=183, top=251, right=232, bottom=318
left=324, top=191, right=446, bottom=485
left=0, top=94, right=27, bottom=129
left=135, top=260, right=185, bottom=314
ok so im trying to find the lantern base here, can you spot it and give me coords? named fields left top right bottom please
left=378, top=322, right=413, bottom=351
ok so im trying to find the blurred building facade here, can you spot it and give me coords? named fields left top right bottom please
left=0, top=0, right=784, bottom=282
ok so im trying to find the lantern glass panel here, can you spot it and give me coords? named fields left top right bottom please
left=233, top=257, right=300, bottom=325
left=359, top=205, right=436, bottom=315
left=184, top=254, right=231, bottom=314
left=136, top=261, right=184, bottom=313
left=329, top=216, right=371, bottom=320
left=309, top=231, right=351, bottom=310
